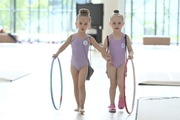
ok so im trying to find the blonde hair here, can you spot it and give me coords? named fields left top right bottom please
left=76, top=8, right=92, bottom=22
left=110, top=10, right=124, bottom=22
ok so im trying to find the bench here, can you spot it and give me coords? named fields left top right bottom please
left=0, top=33, right=18, bottom=43
left=143, top=36, right=170, bottom=45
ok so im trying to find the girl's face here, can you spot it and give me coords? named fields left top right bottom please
left=75, top=16, right=90, bottom=33
left=109, top=16, right=124, bottom=32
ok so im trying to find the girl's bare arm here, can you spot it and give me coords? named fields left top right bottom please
left=90, top=36, right=111, bottom=61
left=90, top=36, right=110, bottom=56
left=101, top=37, right=108, bottom=60
left=126, top=35, right=134, bottom=58
left=53, top=35, right=73, bottom=58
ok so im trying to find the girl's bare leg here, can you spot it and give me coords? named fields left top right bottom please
left=117, top=64, right=125, bottom=109
left=117, top=64, right=125, bottom=97
left=108, top=65, right=117, bottom=105
left=78, top=65, right=88, bottom=110
left=71, top=65, right=79, bottom=109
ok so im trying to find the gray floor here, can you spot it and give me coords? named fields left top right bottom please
left=0, top=43, right=180, bottom=120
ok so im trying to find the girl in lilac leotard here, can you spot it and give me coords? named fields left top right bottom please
left=109, top=34, right=126, bottom=69
left=52, top=8, right=111, bottom=114
left=102, top=10, right=134, bottom=113
left=71, top=35, right=89, bottom=71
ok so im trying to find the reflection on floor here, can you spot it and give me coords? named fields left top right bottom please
left=0, top=43, right=180, bottom=120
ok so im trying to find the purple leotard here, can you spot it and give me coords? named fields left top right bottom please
left=109, top=34, right=126, bottom=68
left=71, top=34, right=89, bottom=71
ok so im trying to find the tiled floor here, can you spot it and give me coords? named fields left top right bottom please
left=0, top=43, right=180, bottom=120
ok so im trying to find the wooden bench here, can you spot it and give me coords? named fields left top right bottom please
left=143, top=36, right=170, bottom=45
left=0, top=33, right=18, bottom=43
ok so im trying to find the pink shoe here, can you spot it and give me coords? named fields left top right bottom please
left=108, top=104, right=116, bottom=113
left=118, top=97, right=125, bottom=109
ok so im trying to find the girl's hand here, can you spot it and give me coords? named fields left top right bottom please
left=106, top=56, right=112, bottom=66
left=52, top=53, right=58, bottom=58
left=128, top=52, right=133, bottom=59
left=128, top=55, right=133, bottom=59
left=128, top=54, right=134, bottom=60
left=103, top=52, right=112, bottom=61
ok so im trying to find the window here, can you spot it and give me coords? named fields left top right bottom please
left=125, top=0, right=180, bottom=45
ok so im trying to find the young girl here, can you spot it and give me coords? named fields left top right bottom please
left=102, top=10, right=134, bottom=113
left=52, top=8, right=111, bottom=114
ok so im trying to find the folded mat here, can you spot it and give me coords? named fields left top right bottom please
left=0, top=71, right=30, bottom=82
left=138, top=72, right=180, bottom=86
left=136, top=97, right=180, bottom=120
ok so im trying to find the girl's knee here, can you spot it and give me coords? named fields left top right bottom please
left=110, top=84, right=117, bottom=89
left=78, top=84, right=85, bottom=90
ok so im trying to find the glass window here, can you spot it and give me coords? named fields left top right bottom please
left=0, top=0, right=90, bottom=43
left=125, top=0, right=179, bottom=45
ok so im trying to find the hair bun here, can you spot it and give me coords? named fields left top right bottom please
left=114, top=10, right=119, bottom=14
left=79, top=8, right=90, bottom=15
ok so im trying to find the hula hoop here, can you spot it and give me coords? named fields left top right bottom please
left=123, top=58, right=136, bottom=114
left=50, top=57, right=63, bottom=110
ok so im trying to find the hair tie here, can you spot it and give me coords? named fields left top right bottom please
left=114, top=10, right=119, bottom=14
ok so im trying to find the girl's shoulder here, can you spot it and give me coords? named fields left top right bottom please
left=106, top=34, right=112, bottom=41
left=123, top=33, right=129, bottom=38
left=87, top=35, right=93, bottom=43
left=87, top=34, right=95, bottom=40
left=71, top=33, right=76, bottom=38
left=108, top=34, right=112, bottom=37
left=68, top=34, right=76, bottom=42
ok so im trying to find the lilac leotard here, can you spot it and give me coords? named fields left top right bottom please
left=71, top=34, right=90, bottom=71
left=109, top=34, right=126, bottom=69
